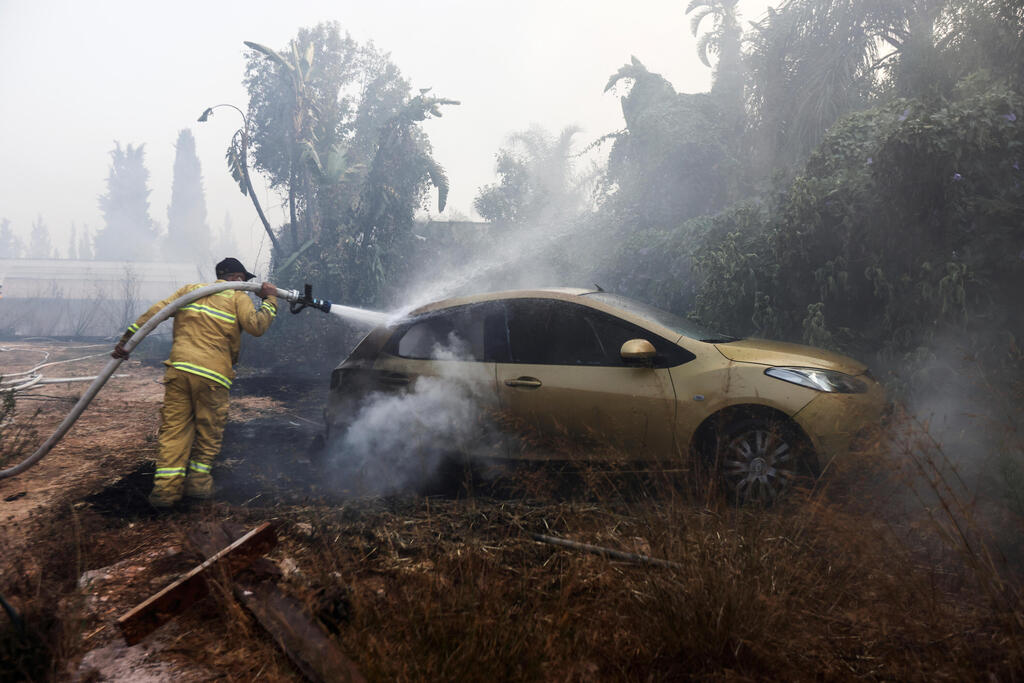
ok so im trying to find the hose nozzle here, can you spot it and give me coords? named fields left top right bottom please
left=287, top=283, right=332, bottom=315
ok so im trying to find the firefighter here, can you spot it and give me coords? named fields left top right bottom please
left=112, top=258, right=278, bottom=509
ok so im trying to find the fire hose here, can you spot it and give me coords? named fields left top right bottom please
left=0, top=281, right=333, bottom=480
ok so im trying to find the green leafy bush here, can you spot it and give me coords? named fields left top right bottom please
left=690, top=84, right=1023, bottom=389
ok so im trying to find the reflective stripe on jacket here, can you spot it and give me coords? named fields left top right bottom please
left=121, top=281, right=276, bottom=387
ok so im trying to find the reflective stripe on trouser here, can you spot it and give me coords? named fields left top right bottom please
left=149, top=366, right=230, bottom=507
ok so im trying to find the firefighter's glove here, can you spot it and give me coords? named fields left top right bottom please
left=112, top=342, right=130, bottom=360
left=259, top=282, right=276, bottom=299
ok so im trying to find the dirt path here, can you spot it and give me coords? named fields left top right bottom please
left=0, top=343, right=317, bottom=554
left=1, top=341, right=330, bottom=681
left=1, top=344, right=165, bottom=557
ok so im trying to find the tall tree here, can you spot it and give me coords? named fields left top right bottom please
left=0, top=219, right=22, bottom=258
left=78, top=225, right=93, bottom=260
left=211, top=212, right=240, bottom=259
left=94, top=142, right=157, bottom=261
left=243, top=24, right=366, bottom=252
left=933, top=0, right=1024, bottom=89
left=28, top=215, right=53, bottom=258
left=344, top=90, right=458, bottom=304
left=68, top=223, right=78, bottom=260
left=686, top=0, right=744, bottom=114
left=165, top=129, right=210, bottom=263
left=239, top=24, right=453, bottom=283
left=242, top=23, right=437, bottom=259
left=745, top=0, right=914, bottom=174
left=474, top=125, right=589, bottom=226
left=602, top=57, right=737, bottom=227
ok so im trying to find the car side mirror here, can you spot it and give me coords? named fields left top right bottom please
left=620, top=339, right=656, bottom=365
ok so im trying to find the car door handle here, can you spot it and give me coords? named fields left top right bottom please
left=378, top=372, right=411, bottom=386
left=504, top=376, right=542, bottom=388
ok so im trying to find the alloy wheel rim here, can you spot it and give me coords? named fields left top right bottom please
left=722, top=428, right=797, bottom=504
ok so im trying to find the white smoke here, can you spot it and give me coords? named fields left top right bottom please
left=871, top=332, right=1024, bottom=569
left=326, top=336, right=505, bottom=496
left=899, top=333, right=1021, bottom=485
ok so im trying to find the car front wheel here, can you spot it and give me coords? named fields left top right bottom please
left=711, top=418, right=816, bottom=505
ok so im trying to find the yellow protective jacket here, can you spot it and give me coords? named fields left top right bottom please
left=119, top=281, right=277, bottom=389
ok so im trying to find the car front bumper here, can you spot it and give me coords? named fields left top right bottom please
left=791, top=379, right=888, bottom=458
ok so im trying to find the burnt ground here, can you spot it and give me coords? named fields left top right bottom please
left=82, top=419, right=325, bottom=516
left=2, top=341, right=1023, bottom=682
left=80, top=372, right=330, bottom=517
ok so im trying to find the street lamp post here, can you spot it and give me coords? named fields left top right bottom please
left=198, top=104, right=283, bottom=254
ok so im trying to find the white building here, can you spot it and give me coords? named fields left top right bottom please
left=0, top=259, right=203, bottom=337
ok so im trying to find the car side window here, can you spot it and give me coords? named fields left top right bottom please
left=587, top=309, right=695, bottom=368
left=395, top=314, right=462, bottom=359
left=506, top=299, right=694, bottom=367
left=506, top=300, right=610, bottom=365
left=505, top=300, right=550, bottom=363
left=390, top=303, right=509, bottom=362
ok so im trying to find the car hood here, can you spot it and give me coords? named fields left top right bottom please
left=713, top=339, right=867, bottom=375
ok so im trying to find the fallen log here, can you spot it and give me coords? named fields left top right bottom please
left=530, top=532, right=682, bottom=570
left=116, top=522, right=277, bottom=645
left=190, top=522, right=365, bottom=683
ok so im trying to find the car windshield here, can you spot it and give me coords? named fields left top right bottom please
left=581, top=292, right=738, bottom=343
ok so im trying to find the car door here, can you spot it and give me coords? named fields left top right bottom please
left=371, top=302, right=505, bottom=414
left=495, top=298, right=684, bottom=456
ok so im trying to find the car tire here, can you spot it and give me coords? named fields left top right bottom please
left=709, top=417, right=817, bottom=505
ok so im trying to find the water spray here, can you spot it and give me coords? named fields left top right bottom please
left=282, top=283, right=392, bottom=327
left=0, top=281, right=382, bottom=480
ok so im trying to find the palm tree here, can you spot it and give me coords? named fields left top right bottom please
left=944, top=0, right=1024, bottom=86
left=198, top=104, right=283, bottom=255
left=745, top=0, right=910, bottom=174
left=603, top=57, right=739, bottom=224
left=319, top=90, right=458, bottom=304
left=685, top=0, right=743, bottom=108
left=244, top=39, right=322, bottom=253
left=603, top=57, right=678, bottom=129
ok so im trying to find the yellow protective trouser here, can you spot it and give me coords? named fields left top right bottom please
left=149, top=367, right=230, bottom=507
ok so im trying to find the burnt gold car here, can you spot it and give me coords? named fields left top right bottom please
left=325, top=289, right=887, bottom=503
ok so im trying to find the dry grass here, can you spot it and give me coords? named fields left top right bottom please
left=246, top=415, right=1024, bottom=682
left=2, top=357, right=1022, bottom=680
left=0, top=504, right=89, bottom=682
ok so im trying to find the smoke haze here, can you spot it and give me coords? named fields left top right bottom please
left=326, top=339, right=505, bottom=495
left=0, top=0, right=775, bottom=274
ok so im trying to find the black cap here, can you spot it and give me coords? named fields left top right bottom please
left=215, top=257, right=256, bottom=281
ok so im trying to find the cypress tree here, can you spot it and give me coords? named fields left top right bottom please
left=78, top=224, right=93, bottom=260
left=28, top=215, right=53, bottom=258
left=94, top=142, right=156, bottom=261
left=0, top=219, right=22, bottom=258
left=166, top=129, right=210, bottom=263
left=68, top=223, right=78, bottom=260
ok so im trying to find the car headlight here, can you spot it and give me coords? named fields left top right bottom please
left=765, top=367, right=868, bottom=393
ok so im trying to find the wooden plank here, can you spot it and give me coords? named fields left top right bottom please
left=239, top=581, right=365, bottom=683
left=190, top=523, right=365, bottom=683
left=117, top=522, right=277, bottom=645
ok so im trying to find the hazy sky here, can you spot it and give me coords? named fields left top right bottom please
left=0, top=0, right=772, bottom=271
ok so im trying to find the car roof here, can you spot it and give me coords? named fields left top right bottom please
left=401, top=288, right=691, bottom=345
left=406, top=288, right=597, bottom=316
